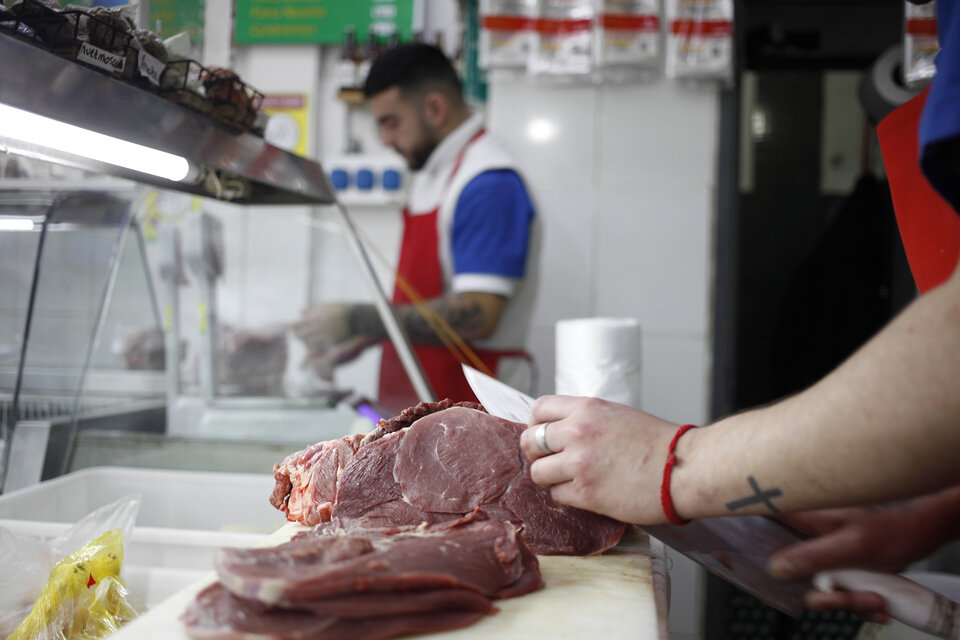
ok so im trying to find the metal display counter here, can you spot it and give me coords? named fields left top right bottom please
left=0, top=31, right=431, bottom=492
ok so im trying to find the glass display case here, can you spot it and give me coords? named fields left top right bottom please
left=0, top=189, right=167, bottom=490
left=0, top=32, right=431, bottom=491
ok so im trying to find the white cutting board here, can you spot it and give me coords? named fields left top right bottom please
left=112, top=523, right=668, bottom=640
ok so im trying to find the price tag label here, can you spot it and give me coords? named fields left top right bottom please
left=138, top=50, right=166, bottom=86
left=77, top=42, right=126, bottom=74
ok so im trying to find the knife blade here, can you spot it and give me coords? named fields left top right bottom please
left=462, top=363, right=536, bottom=424
left=462, top=365, right=960, bottom=629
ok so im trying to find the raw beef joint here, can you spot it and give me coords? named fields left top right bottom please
left=271, top=401, right=627, bottom=555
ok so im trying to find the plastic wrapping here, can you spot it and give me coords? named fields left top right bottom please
left=904, top=0, right=939, bottom=89
left=554, top=317, right=642, bottom=408
left=530, top=0, right=597, bottom=78
left=7, top=533, right=140, bottom=640
left=479, top=0, right=537, bottom=78
left=594, top=0, right=662, bottom=82
left=1, top=495, right=142, bottom=640
left=664, top=0, right=734, bottom=82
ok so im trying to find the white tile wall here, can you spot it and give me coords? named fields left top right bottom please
left=487, top=83, right=599, bottom=192
left=527, top=188, right=597, bottom=319
left=487, top=78, right=718, bottom=408
left=594, top=188, right=713, bottom=336
left=598, top=81, right=720, bottom=190
left=641, top=334, right=711, bottom=426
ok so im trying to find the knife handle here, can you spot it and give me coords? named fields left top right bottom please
left=814, top=569, right=960, bottom=639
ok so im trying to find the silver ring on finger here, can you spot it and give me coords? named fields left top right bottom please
left=534, top=422, right=555, bottom=455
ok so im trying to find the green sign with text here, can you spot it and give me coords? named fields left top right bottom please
left=235, top=0, right=415, bottom=45
left=149, top=0, right=205, bottom=48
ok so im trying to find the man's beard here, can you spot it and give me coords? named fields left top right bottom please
left=406, top=137, right=439, bottom=171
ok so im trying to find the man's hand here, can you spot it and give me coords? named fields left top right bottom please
left=303, top=335, right=378, bottom=381
left=291, top=304, right=381, bottom=380
left=768, top=486, right=960, bottom=622
left=291, top=304, right=355, bottom=353
left=518, top=395, right=682, bottom=524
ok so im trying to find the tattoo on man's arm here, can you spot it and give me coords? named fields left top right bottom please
left=725, top=476, right=783, bottom=513
left=398, top=295, right=489, bottom=344
left=349, top=305, right=388, bottom=339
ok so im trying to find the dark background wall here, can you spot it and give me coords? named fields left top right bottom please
left=706, top=1, right=918, bottom=637
left=714, top=0, right=915, bottom=418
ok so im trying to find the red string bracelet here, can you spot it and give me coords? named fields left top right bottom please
left=660, top=424, right=697, bottom=526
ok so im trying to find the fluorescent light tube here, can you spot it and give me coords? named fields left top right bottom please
left=0, top=102, right=192, bottom=182
left=0, top=218, right=34, bottom=231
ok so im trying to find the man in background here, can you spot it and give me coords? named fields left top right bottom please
left=294, top=43, right=540, bottom=413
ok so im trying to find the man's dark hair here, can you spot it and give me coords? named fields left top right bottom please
left=363, top=42, right=463, bottom=103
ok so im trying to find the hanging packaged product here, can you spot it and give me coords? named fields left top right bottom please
left=479, top=0, right=538, bottom=78
left=665, top=0, right=734, bottom=82
left=594, top=0, right=662, bottom=82
left=530, top=0, right=596, bottom=78
left=336, top=26, right=360, bottom=93
left=903, top=0, right=939, bottom=89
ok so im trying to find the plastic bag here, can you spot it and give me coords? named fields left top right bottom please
left=479, top=0, right=537, bottom=78
left=529, top=0, right=597, bottom=78
left=0, top=495, right=142, bottom=640
left=903, top=0, right=939, bottom=89
left=594, top=0, right=663, bottom=83
left=7, top=530, right=141, bottom=640
left=664, top=0, right=734, bottom=82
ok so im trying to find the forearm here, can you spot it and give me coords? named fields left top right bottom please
left=673, top=263, right=960, bottom=519
left=348, top=292, right=506, bottom=345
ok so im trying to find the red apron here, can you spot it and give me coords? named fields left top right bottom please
left=377, top=129, right=527, bottom=411
left=877, top=88, right=960, bottom=294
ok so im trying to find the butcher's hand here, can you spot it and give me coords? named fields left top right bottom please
left=291, top=304, right=355, bottom=352
left=303, top=335, right=378, bottom=380
left=519, top=395, right=681, bottom=524
left=768, top=486, right=960, bottom=623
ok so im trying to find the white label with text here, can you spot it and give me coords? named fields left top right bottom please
left=77, top=43, right=126, bottom=74
left=138, top=51, right=165, bottom=86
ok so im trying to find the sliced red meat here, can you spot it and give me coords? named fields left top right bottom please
left=181, top=582, right=490, bottom=640
left=215, top=535, right=376, bottom=602
left=280, top=588, right=494, bottom=618
left=393, top=407, right=522, bottom=514
left=501, top=467, right=627, bottom=556
left=329, top=430, right=445, bottom=530
left=214, top=519, right=537, bottom=605
left=359, top=399, right=483, bottom=446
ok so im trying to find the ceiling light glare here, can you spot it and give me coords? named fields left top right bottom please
left=526, top=118, right=557, bottom=143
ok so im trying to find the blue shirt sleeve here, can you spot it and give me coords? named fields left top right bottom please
left=451, top=169, right=536, bottom=279
left=920, top=0, right=960, bottom=212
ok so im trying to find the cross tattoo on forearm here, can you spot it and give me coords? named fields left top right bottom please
left=725, top=476, right=783, bottom=513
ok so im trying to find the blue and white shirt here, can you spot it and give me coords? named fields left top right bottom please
left=405, top=113, right=541, bottom=353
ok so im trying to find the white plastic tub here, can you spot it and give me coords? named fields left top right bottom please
left=0, top=466, right=283, bottom=532
left=0, top=466, right=288, bottom=607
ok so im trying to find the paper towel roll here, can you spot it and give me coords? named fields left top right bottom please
left=555, top=317, right=642, bottom=408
